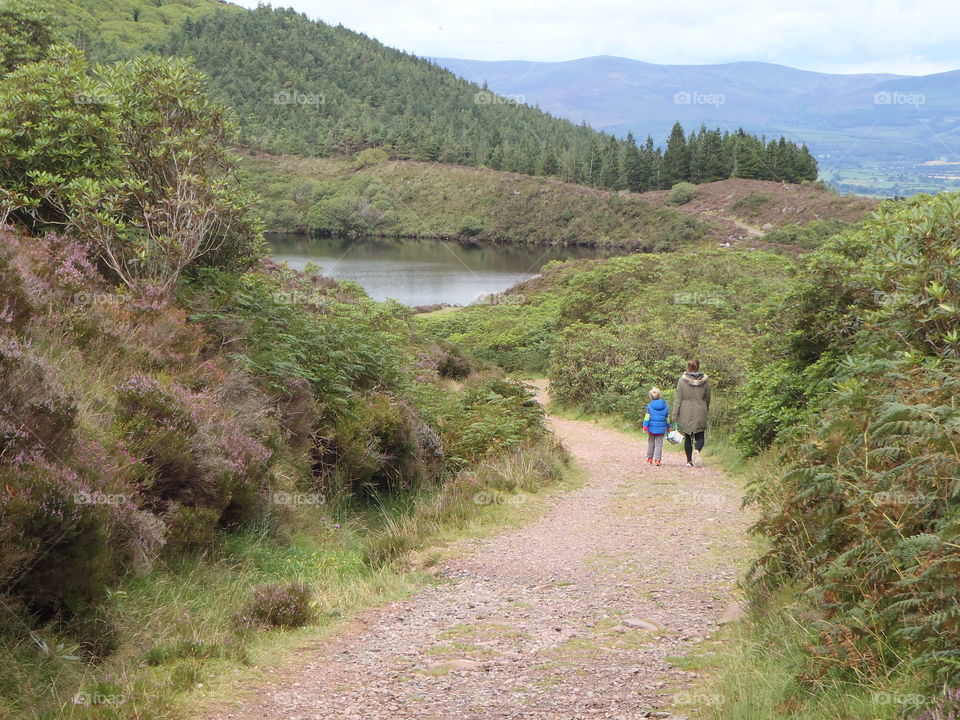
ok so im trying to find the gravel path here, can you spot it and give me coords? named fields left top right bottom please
left=208, top=390, right=751, bottom=720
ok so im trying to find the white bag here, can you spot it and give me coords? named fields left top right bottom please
left=667, top=429, right=683, bottom=445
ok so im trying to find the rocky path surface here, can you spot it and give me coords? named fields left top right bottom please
left=208, top=388, right=751, bottom=720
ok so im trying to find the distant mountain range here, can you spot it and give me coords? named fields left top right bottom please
left=434, top=56, right=960, bottom=172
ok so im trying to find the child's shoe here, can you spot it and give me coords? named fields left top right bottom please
left=646, top=457, right=653, bottom=464
left=655, top=459, right=662, bottom=466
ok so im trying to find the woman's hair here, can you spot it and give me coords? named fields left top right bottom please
left=686, top=358, right=700, bottom=372
left=649, top=387, right=661, bottom=399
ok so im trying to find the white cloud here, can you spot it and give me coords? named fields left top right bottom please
left=232, top=0, right=960, bottom=75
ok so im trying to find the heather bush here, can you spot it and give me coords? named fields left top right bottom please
left=113, top=373, right=272, bottom=534
left=414, top=343, right=475, bottom=381
left=0, top=334, right=76, bottom=461
left=0, top=228, right=34, bottom=330
left=435, top=346, right=473, bottom=380
left=234, top=581, right=315, bottom=630
left=0, top=439, right=138, bottom=621
left=912, top=689, right=960, bottom=720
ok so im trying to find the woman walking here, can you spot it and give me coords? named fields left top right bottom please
left=674, top=359, right=711, bottom=467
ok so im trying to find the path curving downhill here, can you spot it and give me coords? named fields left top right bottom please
left=208, top=383, right=751, bottom=720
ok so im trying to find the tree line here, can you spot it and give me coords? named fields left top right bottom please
left=164, top=6, right=818, bottom=190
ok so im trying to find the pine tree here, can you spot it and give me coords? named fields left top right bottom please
left=662, top=121, right=690, bottom=186
left=620, top=132, right=645, bottom=191
left=536, top=147, right=559, bottom=176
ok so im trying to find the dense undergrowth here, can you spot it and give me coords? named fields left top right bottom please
left=735, top=192, right=960, bottom=702
left=0, top=221, right=566, bottom=719
left=0, top=12, right=568, bottom=718
left=420, top=248, right=795, bottom=422
left=663, top=192, right=960, bottom=719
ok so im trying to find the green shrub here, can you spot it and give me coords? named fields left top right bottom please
left=444, top=376, right=546, bottom=466
left=458, top=215, right=484, bottom=236
left=352, top=147, right=389, bottom=169
left=667, top=181, right=698, bottom=205
left=0, top=29, right=264, bottom=291
left=324, top=393, right=442, bottom=498
left=762, top=218, right=852, bottom=250
left=732, top=226, right=877, bottom=455
left=307, top=192, right=390, bottom=235
left=731, top=192, right=772, bottom=216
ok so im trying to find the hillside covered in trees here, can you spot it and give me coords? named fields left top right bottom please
left=48, top=0, right=818, bottom=191
left=165, top=7, right=818, bottom=189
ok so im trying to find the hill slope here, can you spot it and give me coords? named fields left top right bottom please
left=47, top=1, right=816, bottom=192
left=57, top=0, right=240, bottom=58
left=240, top=153, right=873, bottom=250
left=239, top=152, right=710, bottom=249
left=436, top=55, right=960, bottom=195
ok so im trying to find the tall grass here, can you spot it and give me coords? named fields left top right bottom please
left=695, top=593, right=932, bottom=720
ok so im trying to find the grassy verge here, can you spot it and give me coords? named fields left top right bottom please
left=0, top=442, right=574, bottom=720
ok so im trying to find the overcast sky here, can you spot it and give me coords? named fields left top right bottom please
left=231, top=0, right=960, bottom=75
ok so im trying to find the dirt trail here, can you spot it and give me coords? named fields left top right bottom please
left=208, top=384, right=751, bottom=720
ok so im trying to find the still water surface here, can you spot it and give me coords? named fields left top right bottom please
left=269, top=234, right=621, bottom=306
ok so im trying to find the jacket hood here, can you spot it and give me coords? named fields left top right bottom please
left=681, top=371, right=708, bottom=386
left=649, top=398, right=667, bottom=411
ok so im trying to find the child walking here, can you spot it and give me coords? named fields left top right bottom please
left=643, top=387, right=670, bottom=466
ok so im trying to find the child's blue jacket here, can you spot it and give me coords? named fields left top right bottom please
left=643, top=398, right=670, bottom=434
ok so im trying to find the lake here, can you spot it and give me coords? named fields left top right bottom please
left=268, top=234, right=622, bottom=306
